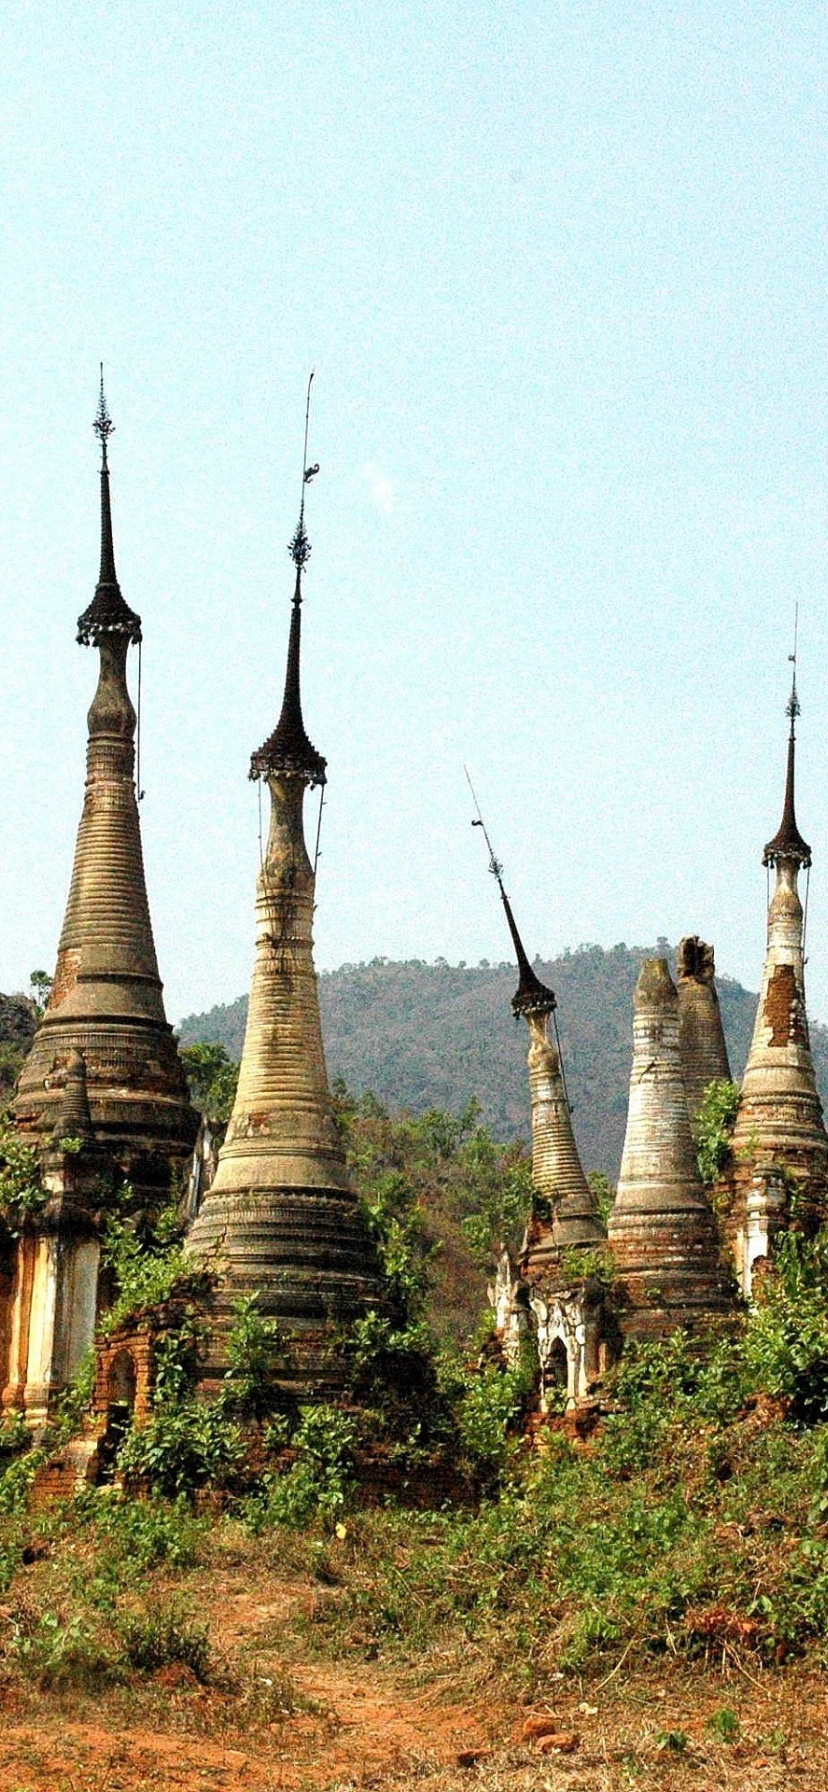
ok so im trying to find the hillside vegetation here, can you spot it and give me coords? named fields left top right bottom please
left=178, top=944, right=828, bottom=1177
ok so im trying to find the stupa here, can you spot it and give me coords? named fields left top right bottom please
left=608, top=958, right=732, bottom=1338
left=676, top=936, right=732, bottom=1132
left=184, top=384, right=386, bottom=1391
left=727, top=662, right=828, bottom=1291
left=8, top=376, right=196, bottom=1421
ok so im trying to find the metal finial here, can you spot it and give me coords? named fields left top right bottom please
left=787, top=603, right=800, bottom=725
left=288, top=370, right=319, bottom=577
left=465, top=766, right=504, bottom=883
left=93, top=363, right=115, bottom=466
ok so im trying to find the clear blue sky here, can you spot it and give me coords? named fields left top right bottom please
left=1, top=2, right=827, bottom=1027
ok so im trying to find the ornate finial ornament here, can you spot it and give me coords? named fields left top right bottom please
left=77, top=367, right=142, bottom=647
left=288, top=370, right=319, bottom=579
left=787, top=603, right=800, bottom=726
left=93, top=363, right=115, bottom=464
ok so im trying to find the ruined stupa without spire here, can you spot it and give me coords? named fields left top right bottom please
left=676, top=936, right=732, bottom=1133
left=184, top=387, right=386, bottom=1392
left=727, top=665, right=828, bottom=1292
left=8, top=376, right=196, bottom=1422
left=608, top=957, right=732, bottom=1339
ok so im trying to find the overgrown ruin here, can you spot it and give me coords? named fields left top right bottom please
left=4, top=388, right=828, bottom=1450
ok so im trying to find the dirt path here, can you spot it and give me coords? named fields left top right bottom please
left=0, top=1551, right=826, bottom=1791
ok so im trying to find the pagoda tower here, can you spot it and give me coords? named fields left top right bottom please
left=676, top=936, right=732, bottom=1132
left=727, top=665, right=828, bottom=1292
left=8, top=376, right=196, bottom=1421
left=608, top=958, right=732, bottom=1339
left=184, top=391, right=385, bottom=1392
left=469, top=798, right=606, bottom=1403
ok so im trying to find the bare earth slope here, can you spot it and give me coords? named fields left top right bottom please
left=0, top=1521, right=824, bottom=1792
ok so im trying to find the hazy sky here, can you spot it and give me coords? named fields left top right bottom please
left=1, top=2, right=827, bottom=1026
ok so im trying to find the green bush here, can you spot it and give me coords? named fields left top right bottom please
left=118, top=1604, right=210, bottom=1680
left=456, top=1352, right=536, bottom=1488
left=248, top=1405, right=357, bottom=1531
left=222, top=1294, right=291, bottom=1420
left=696, top=1079, right=741, bottom=1189
left=100, top=1197, right=214, bottom=1335
left=744, top=1229, right=828, bottom=1423
left=117, top=1398, right=244, bottom=1499
left=73, top=1490, right=207, bottom=1572
left=0, top=1120, right=47, bottom=1232
left=10, top=1608, right=118, bottom=1690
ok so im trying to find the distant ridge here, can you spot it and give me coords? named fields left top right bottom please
left=177, top=945, right=828, bottom=1178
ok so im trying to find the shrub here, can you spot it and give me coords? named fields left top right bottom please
left=745, top=1229, right=828, bottom=1423
left=221, top=1294, right=291, bottom=1420
left=696, top=1079, right=741, bottom=1189
left=0, top=1120, right=47, bottom=1232
left=118, top=1604, right=210, bottom=1679
left=117, top=1398, right=245, bottom=1500
left=249, top=1405, right=357, bottom=1530
left=100, top=1197, right=214, bottom=1334
left=74, top=1490, right=207, bottom=1572
left=338, top=1310, right=450, bottom=1450
left=456, top=1351, right=536, bottom=1488
left=10, top=1608, right=117, bottom=1690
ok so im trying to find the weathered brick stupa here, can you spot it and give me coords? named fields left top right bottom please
left=676, top=936, right=731, bottom=1132
left=184, top=394, right=385, bottom=1392
left=469, top=795, right=607, bottom=1404
left=608, top=958, right=732, bottom=1340
left=727, top=667, right=828, bottom=1293
left=9, top=377, right=196, bottom=1422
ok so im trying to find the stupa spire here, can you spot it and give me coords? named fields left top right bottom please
left=251, top=372, right=325, bottom=787
left=185, top=381, right=385, bottom=1390
left=763, top=635, right=811, bottom=870
left=465, top=771, right=556, bottom=1017
left=76, top=367, right=141, bottom=648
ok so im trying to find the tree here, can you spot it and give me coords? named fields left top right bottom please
left=179, top=1042, right=239, bottom=1123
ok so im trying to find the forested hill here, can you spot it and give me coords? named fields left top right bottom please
left=178, top=945, right=828, bottom=1179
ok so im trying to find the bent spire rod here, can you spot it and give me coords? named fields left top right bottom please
left=464, top=766, right=557, bottom=1020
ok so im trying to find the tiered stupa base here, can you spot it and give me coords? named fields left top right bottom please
left=188, top=1184, right=388, bottom=1393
